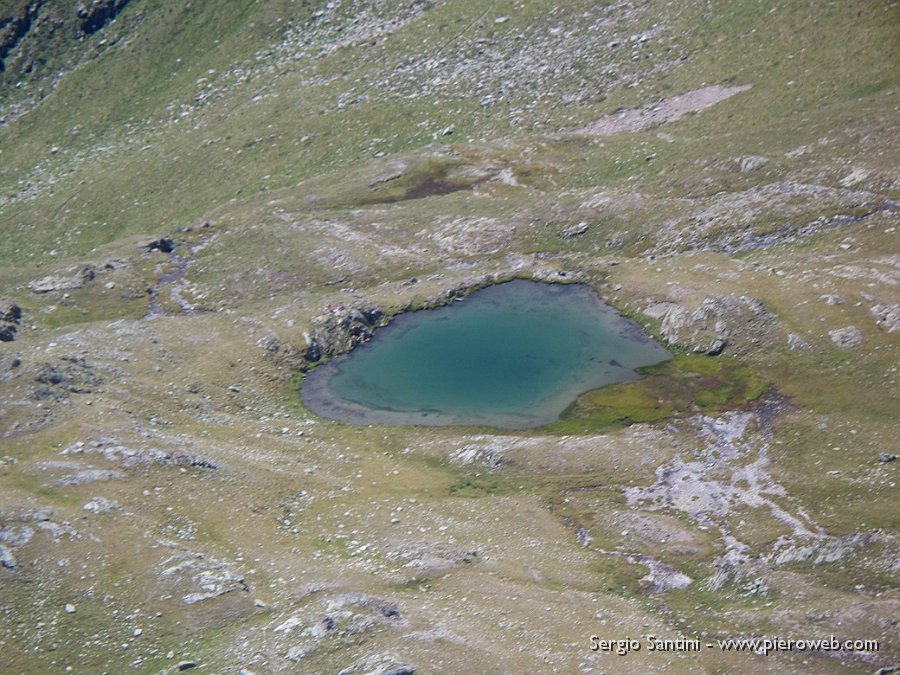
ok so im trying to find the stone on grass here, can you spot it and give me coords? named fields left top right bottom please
left=828, top=326, right=862, bottom=350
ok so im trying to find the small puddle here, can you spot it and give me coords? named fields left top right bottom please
left=301, top=280, right=670, bottom=428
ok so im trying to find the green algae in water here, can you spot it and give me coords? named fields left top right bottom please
left=301, top=280, right=670, bottom=428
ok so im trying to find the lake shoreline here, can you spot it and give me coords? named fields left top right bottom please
left=300, top=279, right=670, bottom=429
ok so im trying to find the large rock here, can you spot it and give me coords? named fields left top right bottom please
left=140, top=237, right=176, bottom=253
left=559, top=222, right=590, bottom=239
left=870, top=302, right=900, bottom=333
left=725, top=155, right=768, bottom=173
left=658, top=295, right=777, bottom=354
left=55, top=469, right=124, bottom=486
left=0, top=544, right=15, bottom=569
left=0, top=353, right=22, bottom=387
left=0, top=300, right=20, bottom=324
left=787, top=333, right=811, bottom=351
left=0, top=299, right=21, bottom=342
left=27, top=266, right=96, bottom=293
left=0, top=523, right=34, bottom=570
left=82, top=497, right=121, bottom=514
left=828, top=326, right=862, bottom=350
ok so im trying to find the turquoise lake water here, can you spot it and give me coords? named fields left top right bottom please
left=301, top=280, right=670, bottom=428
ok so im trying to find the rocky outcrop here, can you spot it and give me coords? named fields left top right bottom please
left=55, top=469, right=124, bottom=486
left=787, top=333, right=811, bottom=351
left=1, top=0, right=142, bottom=128
left=658, top=295, right=777, bottom=354
left=0, top=517, right=36, bottom=569
left=140, top=237, right=175, bottom=253
left=0, top=0, right=43, bottom=71
left=450, top=444, right=505, bottom=468
left=337, top=653, right=415, bottom=675
left=28, top=356, right=102, bottom=402
left=828, top=326, right=862, bottom=350
left=62, top=437, right=217, bottom=470
left=76, top=0, right=132, bottom=35
left=0, top=299, right=21, bottom=323
left=0, top=543, right=16, bottom=569
left=386, top=541, right=479, bottom=578
left=304, top=304, right=385, bottom=362
left=728, top=155, right=769, bottom=173
left=580, top=84, right=752, bottom=136
left=276, top=594, right=405, bottom=664
left=27, top=265, right=96, bottom=293
left=870, top=302, right=900, bottom=333
left=257, top=333, right=305, bottom=372
left=2, top=0, right=132, bottom=63
left=771, top=533, right=875, bottom=566
left=0, top=299, right=21, bottom=341
left=559, top=221, right=590, bottom=239
left=82, top=497, right=120, bottom=514
left=158, top=548, right=250, bottom=606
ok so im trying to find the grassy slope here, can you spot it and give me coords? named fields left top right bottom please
left=2, top=1, right=895, bottom=267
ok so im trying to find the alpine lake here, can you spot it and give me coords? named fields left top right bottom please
left=301, top=280, right=671, bottom=429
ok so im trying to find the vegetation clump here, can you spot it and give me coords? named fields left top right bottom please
left=548, top=354, right=769, bottom=433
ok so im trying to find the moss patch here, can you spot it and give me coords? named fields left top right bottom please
left=547, top=354, right=769, bottom=434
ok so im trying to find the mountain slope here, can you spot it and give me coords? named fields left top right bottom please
left=0, top=1, right=898, bottom=673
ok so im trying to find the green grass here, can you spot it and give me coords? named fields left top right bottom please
left=447, top=473, right=519, bottom=498
left=3, top=0, right=895, bottom=270
left=664, top=585, right=777, bottom=636
left=588, top=556, right=650, bottom=596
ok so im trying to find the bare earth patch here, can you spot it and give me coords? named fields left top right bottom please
left=577, top=84, right=752, bottom=136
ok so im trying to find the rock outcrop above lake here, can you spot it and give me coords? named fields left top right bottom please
left=304, top=304, right=386, bottom=362
left=658, top=295, right=778, bottom=355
